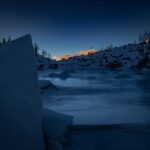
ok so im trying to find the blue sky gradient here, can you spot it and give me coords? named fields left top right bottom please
left=0, top=0, right=150, bottom=56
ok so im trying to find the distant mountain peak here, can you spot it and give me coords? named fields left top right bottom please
left=52, top=49, right=96, bottom=61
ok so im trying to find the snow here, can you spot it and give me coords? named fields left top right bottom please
left=53, top=43, right=150, bottom=71
left=0, top=35, right=44, bottom=150
left=40, top=41, right=150, bottom=149
left=1, top=34, right=149, bottom=149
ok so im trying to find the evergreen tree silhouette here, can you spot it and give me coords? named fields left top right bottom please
left=3, top=37, right=6, bottom=44
left=34, top=43, right=39, bottom=56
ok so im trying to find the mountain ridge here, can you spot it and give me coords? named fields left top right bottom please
left=50, top=40, right=150, bottom=70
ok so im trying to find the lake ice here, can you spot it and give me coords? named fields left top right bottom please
left=39, top=69, right=150, bottom=125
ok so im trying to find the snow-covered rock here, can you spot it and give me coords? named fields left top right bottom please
left=0, top=35, right=44, bottom=150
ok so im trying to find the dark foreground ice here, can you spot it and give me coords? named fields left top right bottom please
left=39, top=69, right=150, bottom=125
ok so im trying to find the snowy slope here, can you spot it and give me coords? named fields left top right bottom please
left=54, top=43, right=150, bottom=71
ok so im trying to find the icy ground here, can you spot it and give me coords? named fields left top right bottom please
left=66, top=124, right=150, bottom=150
left=39, top=69, right=150, bottom=125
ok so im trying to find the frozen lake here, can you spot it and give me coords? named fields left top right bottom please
left=39, top=69, right=150, bottom=125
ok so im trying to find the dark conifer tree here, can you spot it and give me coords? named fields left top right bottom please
left=2, top=37, right=6, bottom=44
left=34, top=43, right=39, bottom=56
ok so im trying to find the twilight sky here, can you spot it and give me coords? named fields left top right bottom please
left=0, top=0, right=150, bottom=56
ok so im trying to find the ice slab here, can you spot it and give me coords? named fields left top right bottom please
left=0, top=35, right=44, bottom=150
